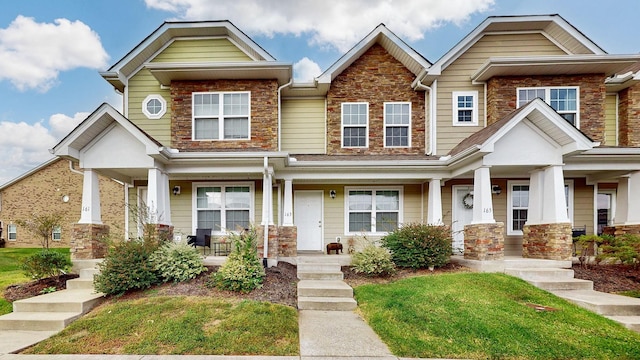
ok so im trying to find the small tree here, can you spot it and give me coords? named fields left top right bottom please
left=16, top=212, right=64, bottom=249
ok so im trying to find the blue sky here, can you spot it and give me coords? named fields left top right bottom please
left=0, top=0, right=638, bottom=184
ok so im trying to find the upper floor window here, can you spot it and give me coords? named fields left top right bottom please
left=384, top=102, right=411, bottom=147
left=52, top=226, right=61, bottom=241
left=345, top=187, right=402, bottom=235
left=194, top=183, right=253, bottom=234
left=142, top=94, right=167, bottom=119
left=193, top=92, right=250, bottom=140
left=7, top=224, right=16, bottom=241
left=342, top=103, right=368, bottom=148
left=452, top=91, right=478, bottom=126
left=517, top=87, right=579, bottom=127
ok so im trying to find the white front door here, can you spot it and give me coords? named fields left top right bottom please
left=294, top=190, right=324, bottom=251
left=452, top=185, right=474, bottom=254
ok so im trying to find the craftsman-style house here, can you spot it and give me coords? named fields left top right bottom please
left=51, top=15, right=640, bottom=263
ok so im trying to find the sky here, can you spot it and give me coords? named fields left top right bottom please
left=0, top=0, right=638, bottom=185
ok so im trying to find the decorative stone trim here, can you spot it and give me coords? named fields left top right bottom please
left=71, top=224, right=109, bottom=260
left=144, top=224, right=174, bottom=243
left=256, top=225, right=298, bottom=259
left=522, top=223, right=572, bottom=260
left=464, top=222, right=505, bottom=261
left=603, top=224, right=640, bottom=237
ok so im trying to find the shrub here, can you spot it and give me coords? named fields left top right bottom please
left=597, top=234, right=640, bottom=268
left=210, top=227, right=265, bottom=293
left=150, top=241, right=206, bottom=282
left=351, top=244, right=396, bottom=277
left=94, top=238, right=161, bottom=295
left=382, top=222, right=452, bottom=269
left=21, top=249, right=71, bottom=280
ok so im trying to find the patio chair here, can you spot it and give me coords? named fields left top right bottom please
left=187, top=228, right=212, bottom=255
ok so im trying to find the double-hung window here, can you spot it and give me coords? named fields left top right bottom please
left=52, top=226, right=61, bottom=241
left=452, top=91, right=478, bottom=126
left=384, top=102, right=411, bottom=147
left=194, top=183, right=253, bottom=233
left=193, top=92, right=250, bottom=140
left=346, top=187, right=402, bottom=235
left=342, top=103, right=368, bottom=148
left=507, top=181, right=574, bottom=235
left=517, top=87, right=579, bottom=127
left=7, top=224, right=16, bottom=241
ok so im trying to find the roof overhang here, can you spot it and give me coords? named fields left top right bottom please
left=145, top=62, right=293, bottom=86
left=471, top=55, right=640, bottom=82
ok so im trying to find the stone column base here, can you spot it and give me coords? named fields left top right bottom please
left=71, top=223, right=109, bottom=260
left=464, top=222, right=505, bottom=261
left=523, top=223, right=572, bottom=260
left=144, top=224, right=174, bottom=243
left=256, top=225, right=298, bottom=259
left=604, top=224, right=640, bottom=236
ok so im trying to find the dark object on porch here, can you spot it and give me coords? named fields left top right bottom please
left=572, top=225, right=587, bottom=238
left=187, top=228, right=211, bottom=255
left=327, top=242, right=343, bottom=254
left=212, top=241, right=231, bottom=256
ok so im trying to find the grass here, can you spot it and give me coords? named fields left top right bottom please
left=618, top=289, right=640, bottom=298
left=0, top=248, right=70, bottom=315
left=355, top=272, right=640, bottom=360
left=24, top=296, right=299, bottom=355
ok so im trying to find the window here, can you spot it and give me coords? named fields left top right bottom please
left=52, top=226, right=61, bottom=241
left=517, top=87, right=579, bottom=126
left=142, top=94, right=167, bottom=119
left=507, top=181, right=573, bottom=235
left=384, top=102, right=411, bottom=147
left=597, top=190, right=616, bottom=235
left=452, top=91, right=478, bottom=126
left=8, top=224, right=16, bottom=241
left=193, top=92, right=250, bottom=140
left=194, top=183, right=253, bottom=233
left=342, top=103, right=368, bottom=148
left=345, top=188, right=402, bottom=234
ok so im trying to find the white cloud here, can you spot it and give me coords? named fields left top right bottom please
left=145, top=0, right=494, bottom=52
left=293, top=57, right=322, bottom=82
left=49, top=112, right=89, bottom=140
left=0, top=16, right=109, bottom=92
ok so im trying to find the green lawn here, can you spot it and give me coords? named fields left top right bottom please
left=355, top=272, right=640, bottom=360
left=0, top=248, right=70, bottom=315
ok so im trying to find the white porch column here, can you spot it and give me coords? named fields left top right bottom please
left=262, top=169, right=273, bottom=226
left=79, top=169, right=102, bottom=224
left=541, top=165, right=569, bottom=224
left=615, top=171, right=640, bottom=225
left=527, top=169, right=544, bottom=225
left=282, top=179, right=294, bottom=226
left=147, top=168, right=171, bottom=225
left=471, top=166, right=495, bottom=224
left=426, top=178, right=443, bottom=225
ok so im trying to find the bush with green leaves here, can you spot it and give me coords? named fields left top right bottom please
left=150, top=241, right=206, bottom=282
left=21, top=249, right=71, bottom=280
left=210, top=227, right=265, bottom=293
left=597, top=234, right=640, bottom=268
left=94, top=238, right=161, bottom=295
left=381, top=222, right=452, bottom=269
left=351, top=244, right=396, bottom=277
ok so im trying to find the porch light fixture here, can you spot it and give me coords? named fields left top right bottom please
left=329, top=190, right=336, bottom=199
left=172, top=186, right=181, bottom=196
left=491, top=185, right=502, bottom=195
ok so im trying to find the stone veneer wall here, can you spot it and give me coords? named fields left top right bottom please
left=618, top=83, right=640, bottom=147
left=486, top=74, right=606, bottom=142
left=71, top=224, right=109, bottom=259
left=256, top=225, right=297, bottom=259
left=144, top=224, right=174, bottom=243
left=464, top=222, right=505, bottom=261
left=326, top=43, right=426, bottom=155
left=170, top=79, right=278, bottom=151
left=603, top=224, right=640, bottom=237
left=522, top=223, right=572, bottom=260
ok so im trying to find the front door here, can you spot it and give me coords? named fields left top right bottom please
left=452, top=185, right=474, bottom=254
left=294, top=190, right=324, bottom=251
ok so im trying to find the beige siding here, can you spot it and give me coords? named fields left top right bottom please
left=544, top=22, right=594, bottom=55
left=573, top=179, right=594, bottom=235
left=437, top=33, right=566, bottom=154
left=151, top=39, right=252, bottom=63
left=604, top=94, right=618, bottom=146
left=281, top=98, right=326, bottom=154
left=127, top=69, right=171, bottom=145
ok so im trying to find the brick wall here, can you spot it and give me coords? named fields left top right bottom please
left=464, top=222, right=505, bottom=261
left=0, top=159, right=126, bottom=248
left=618, top=83, right=640, bottom=147
left=171, top=79, right=278, bottom=151
left=522, top=223, right=572, bottom=260
left=326, top=44, right=426, bottom=155
left=486, top=74, right=606, bottom=142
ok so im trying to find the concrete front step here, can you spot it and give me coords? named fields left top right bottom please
left=551, top=290, right=640, bottom=316
left=298, top=296, right=357, bottom=311
left=79, top=267, right=100, bottom=279
left=12, top=289, right=104, bottom=313
left=525, top=278, right=593, bottom=291
left=606, top=316, right=640, bottom=332
left=298, top=280, right=354, bottom=298
left=297, top=255, right=352, bottom=266
left=297, top=263, right=341, bottom=272
left=505, top=267, right=575, bottom=281
left=504, top=258, right=572, bottom=269
left=297, top=271, right=344, bottom=280
left=0, top=311, right=81, bottom=331
left=65, top=278, right=95, bottom=290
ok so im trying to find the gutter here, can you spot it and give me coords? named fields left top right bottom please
left=277, top=79, right=293, bottom=152
left=262, top=156, right=269, bottom=268
left=413, top=78, right=433, bottom=155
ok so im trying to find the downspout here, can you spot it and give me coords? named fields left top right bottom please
left=413, top=79, right=434, bottom=155
left=263, top=156, right=270, bottom=268
left=277, top=79, right=293, bottom=152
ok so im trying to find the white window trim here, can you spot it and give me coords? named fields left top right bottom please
left=516, top=86, right=580, bottom=128
left=341, top=102, right=369, bottom=148
left=191, top=182, right=255, bottom=235
left=142, top=94, right=167, bottom=119
left=383, top=102, right=411, bottom=148
left=452, top=91, right=478, bottom=126
left=507, top=180, right=574, bottom=236
left=8, top=223, right=16, bottom=241
left=344, top=186, right=403, bottom=236
left=52, top=226, right=62, bottom=241
left=192, top=91, right=251, bottom=141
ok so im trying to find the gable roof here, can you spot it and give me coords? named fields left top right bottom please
left=0, top=157, right=59, bottom=190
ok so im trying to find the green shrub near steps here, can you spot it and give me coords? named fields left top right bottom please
left=210, top=227, right=265, bottom=293
left=382, top=222, right=452, bottom=269
left=21, top=249, right=71, bottom=280
left=351, top=245, right=396, bottom=277
left=150, top=241, right=206, bottom=282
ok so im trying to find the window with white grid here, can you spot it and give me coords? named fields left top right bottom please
left=342, top=103, right=368, bottom=148
left=384, top=102, right=411, bottom=147
left=517, top=87, right=579, bottom=127
left=193, top=92, right=250, bottom=140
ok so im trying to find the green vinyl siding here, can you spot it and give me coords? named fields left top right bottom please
left=151, top=38, right=252, bottom=63
left=127, top=69, right=171, bottom=145
left=604, top=94, right=617, bottom=146
left=281, top=98, right=326, bottom=154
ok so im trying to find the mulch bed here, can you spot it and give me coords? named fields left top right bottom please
left=4, top=274, right=79, bottom=302
left=572, top=264, right=640, bottom=294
